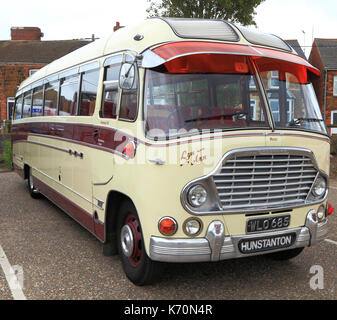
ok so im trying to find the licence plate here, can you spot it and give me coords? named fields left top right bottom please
left=246, top=215, right=290, bottom=233
left=238, top=233, right=296, bottom=254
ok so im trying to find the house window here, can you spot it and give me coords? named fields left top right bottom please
left=29, top=69, right=39, bottom=76
left=269, top=71, right=279, bottom=89
left=7, top=97, right=15, bottom=120
left=331, top=110, right=337, bottom=125
left=333, top=76, right=337, bottom=96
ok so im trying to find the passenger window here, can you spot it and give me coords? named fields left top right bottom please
left=32, top=85, right=44, bottom=117
left=119, top=66, right=138, bottom=121
left=59, top=75, right=79, bottom=116
left=22, top=90, right=32, bottom=118
left=14, top=95, right=23, bottom=120
left=79, top=69, right=99, bottom=116
left=101, top=64, right=120, bottom=119
left=44, top=81, right=59, bottom=116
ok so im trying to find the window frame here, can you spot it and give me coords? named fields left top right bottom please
left=100, top=54, right=123, bottom=120
left=333, top=75, right=337, bottom=97
left=22, top=90, right=33, bottom=118
left=269, top=70, right=279, bottom=89
left=44, top=80, right=60, bottom=117
left=31, top=85, right=45, bottom=118
left=7, top=97, right=15, bottom=120
left=78, top=67, right=100, bottom=117
left=29, top=69, right=39, bottom=77
left=118, top=60, right=139, bottom=123
left=58, top=74, right=80, bottom=116
left=331, top=110, right=337, bottom=125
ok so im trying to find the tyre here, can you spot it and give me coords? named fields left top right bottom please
left=116, top=201, right=164, bottom=285
left=266, top=247, right=304, bottom=261
left=27, top=167, right=42, bottom=199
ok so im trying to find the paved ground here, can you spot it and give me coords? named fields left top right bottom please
left=0, top=170, right=336, bottom=300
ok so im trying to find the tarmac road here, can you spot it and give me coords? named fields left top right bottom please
left=0, top=171, right=336, bottom=300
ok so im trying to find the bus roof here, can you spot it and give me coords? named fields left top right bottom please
left=17, top=18, right=307, bottom=93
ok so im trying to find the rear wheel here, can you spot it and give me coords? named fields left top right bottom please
left=27, top=167, right=42, bottom=199
left=266, top=247, right=304, bottom=260
left=116, top=201, right=164, bottom=285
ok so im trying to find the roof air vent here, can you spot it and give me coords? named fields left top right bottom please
left=161, top=18, right=240, bottom=42
left=236, top=25, right=292, bottom=52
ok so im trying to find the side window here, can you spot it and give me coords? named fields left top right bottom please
left=79, top=69, right=99, bottom=116
left=119, top=65, right=138, bottom=121
left=59, top=75, right=79, bottom=116
left=22, top=90, right=32, bottom=118
left=101, top=64, right=120, bottom=119
left=32, top=85, right=44, bottom=117
left=44, top=81, right=59, bottom=116
left=13, top=95, right=23, bottom=120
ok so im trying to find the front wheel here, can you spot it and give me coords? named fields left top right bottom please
left=27, top=167, right=42, bottom=199
left=116, top=201, right=164, bottom=286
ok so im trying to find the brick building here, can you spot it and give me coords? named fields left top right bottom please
left=0, top=27, right=90, bottom=121
left=285, top=39, right=307, bottom=60
left=308, top=38, right=337, bottom=134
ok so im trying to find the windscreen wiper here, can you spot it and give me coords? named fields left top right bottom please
left=288, top=118, right=324, bottom=126
left=185, top=112, right=247, bottom=123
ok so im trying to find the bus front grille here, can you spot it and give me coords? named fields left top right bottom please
left=212, top=151, right=318, bottom=211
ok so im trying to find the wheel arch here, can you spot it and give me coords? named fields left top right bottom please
left=23, top=164, right=29, bottom=180
left=104, top=190, right=137, bottom=246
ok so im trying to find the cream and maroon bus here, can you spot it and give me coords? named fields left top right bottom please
left=12, top=18, right=333, bottom=285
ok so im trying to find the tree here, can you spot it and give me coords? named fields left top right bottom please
left=146, top=0, right=265, bottom=26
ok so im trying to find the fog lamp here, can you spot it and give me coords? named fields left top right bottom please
left=317, top=205, right=325, bottom=222
left=183, top=218, right=202, bottom=236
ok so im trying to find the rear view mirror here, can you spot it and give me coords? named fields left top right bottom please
left=119, top=63, right=135, bottom=90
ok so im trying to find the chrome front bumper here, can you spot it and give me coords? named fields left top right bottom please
left=149, top=211, right=329, bottom=263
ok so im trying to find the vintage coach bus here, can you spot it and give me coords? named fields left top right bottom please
left=12, top=18, right=333, bottom=285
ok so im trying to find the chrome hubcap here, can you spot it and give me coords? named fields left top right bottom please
left=29, top=171, right=38, bottom=193
left=121, top=225, right=134, bottom=257
left=29, top=172, right=34, bottom=190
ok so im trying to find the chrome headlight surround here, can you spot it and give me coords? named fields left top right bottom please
left=181, top=177, right=222, bottom=214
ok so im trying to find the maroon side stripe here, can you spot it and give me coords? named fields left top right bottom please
left=33, top=176, right=105, bottom=242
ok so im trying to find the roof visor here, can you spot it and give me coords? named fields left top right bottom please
left=141, top=41, right=320, bottom=77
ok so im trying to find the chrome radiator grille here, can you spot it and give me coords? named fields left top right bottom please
left=213, top=151, right=318, bottom=211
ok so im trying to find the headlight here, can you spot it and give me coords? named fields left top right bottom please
left=312, top=176, right=327, bottom=198
left=187, top=185, right=208, bottom=207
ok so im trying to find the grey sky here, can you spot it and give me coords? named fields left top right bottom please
left=1, top=0, right=336, bottom=55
